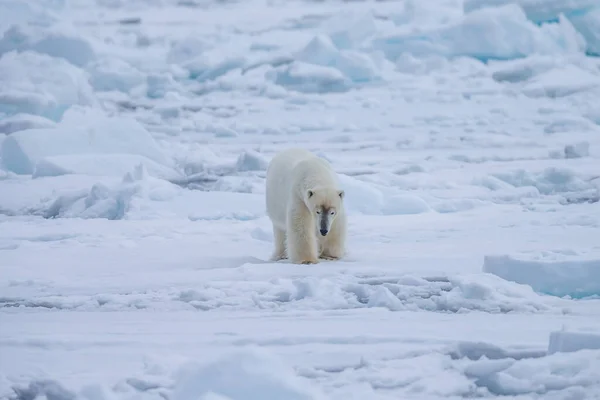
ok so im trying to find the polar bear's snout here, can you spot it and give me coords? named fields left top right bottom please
left=318, top=207, right=334, bottom=236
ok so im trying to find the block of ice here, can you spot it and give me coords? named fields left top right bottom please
left=269, top=61, right=351, bottom=94
left=0, top=51, right=95, bottom=121
left=0, top=25, right=96, bottom=67
left=87, top=58, right=145, bottom=93
left=0, top=113, right=56, bottom=134
left=295, top=35, right=380, bottom=83
left=463, top=0, right=600, bottom=55
left=33, top=154, right=180, bottom=180
left=483, top=254, right=600, bottom=298
left=464, top=0, right=598, bottom=23
left=373, top=5, right=585, bottom=62
left=1, top=108, right=168, bottom=175
left=548, top=329, right=600, bottom=354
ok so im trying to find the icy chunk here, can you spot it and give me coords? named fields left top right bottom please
left=235, top=150, right=268, bottom=172
left=269, top=61, right=350, bottom=94
left=0, top=25, right=96, bottom=67
left=0, top=51, right=95, bottom=121
left=564, top=142, right=590, bottom=159
left=326, top=12, right=377, bottom=49
left=522, top=64, right=600, bottom=98
left=373, top=5, right=585, bottom=62
left=0, top=113, right=56, bottom=134
left=33, top=154, right=180, bottom=180
left=42, top=165, right=176, bottom=220
left=491, top=167, right=594, bottom=195
left=87, top=57, right=145, bottom=92
left=463, top=0, right=600, bottom=55
left=181, top=52, right=246, bottom=82
left=569, top=8, right=600, bottom=55
left=483, top=255, right=600, bottom=298
left=463, top=0, right=599, bottom=23
left=167, top=36, right=212, bottom=65
left=295, top=35, right=380, bottom=83
left=1, top=108, right=168, bottom=175
left=548, top=329, right=600, bottom=354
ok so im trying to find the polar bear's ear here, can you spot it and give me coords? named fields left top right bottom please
left=338, top=190, right=345, bottom=199
left=307, top=190, right=314, bottom=198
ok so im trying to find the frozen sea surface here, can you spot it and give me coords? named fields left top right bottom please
left=2, top=0, right=600, bottom=399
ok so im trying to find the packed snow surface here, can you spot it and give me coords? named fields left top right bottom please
left=2, top=0, right=600, bottom=399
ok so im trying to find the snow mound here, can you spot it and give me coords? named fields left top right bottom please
left=0, top=24, right=96, bottom=67
left=1, top=108, right=168, bottom=175
left=269, top=35, right=381, bottom=93
left=338, top=174, right=431, bottom=215
left=549, top=329, right=600, bottom=354
left=463, top=0, right=600, bottom=55
left=483, top=255, right=600, bottom=298
left=87, top=57, right=145, bottom=93
left=373, top=5, right=585, bottom=62
left=0, top=51, right=95, bottom=121
left=172, top=348, right=327, bottom=400
left=0, top=113, right=56, bottom=134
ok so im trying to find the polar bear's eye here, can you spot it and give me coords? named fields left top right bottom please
left=330, top=211, right=336, bottom=215
left=316, top=210, right=321, bottom=214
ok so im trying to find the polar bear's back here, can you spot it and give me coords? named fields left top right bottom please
left=265, top=148, right=336, bottom=228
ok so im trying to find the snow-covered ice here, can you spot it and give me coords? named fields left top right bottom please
left=2, top=0, right=600, bottom=399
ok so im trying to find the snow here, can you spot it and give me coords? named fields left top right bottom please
left=2, top=0, right=600, bottom=399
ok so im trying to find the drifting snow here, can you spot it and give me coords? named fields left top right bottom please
left=483, top=255, right=600, bottom=298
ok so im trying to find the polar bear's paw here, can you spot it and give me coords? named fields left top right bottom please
left=319, top=254, right=339, bottom=261
left=300, top=259, right=319, bottom=265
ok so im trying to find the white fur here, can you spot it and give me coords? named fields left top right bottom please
left=265, top=148, right=347, bottom=264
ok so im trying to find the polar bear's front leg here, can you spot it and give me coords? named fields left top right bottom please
left=270, top=225, right=287, bottom=261
left=320, top=213, right=346, bottom=260
left=286, top=207, right=319, bottom=264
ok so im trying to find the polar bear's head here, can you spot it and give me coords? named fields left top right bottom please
left=306, top=188, right=344, bottom=237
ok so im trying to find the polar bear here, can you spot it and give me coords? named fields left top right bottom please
left=265, top=148, right=347, bottom=264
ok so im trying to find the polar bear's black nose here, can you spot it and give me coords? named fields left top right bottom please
left=320, top=229, right=328, bottom=236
